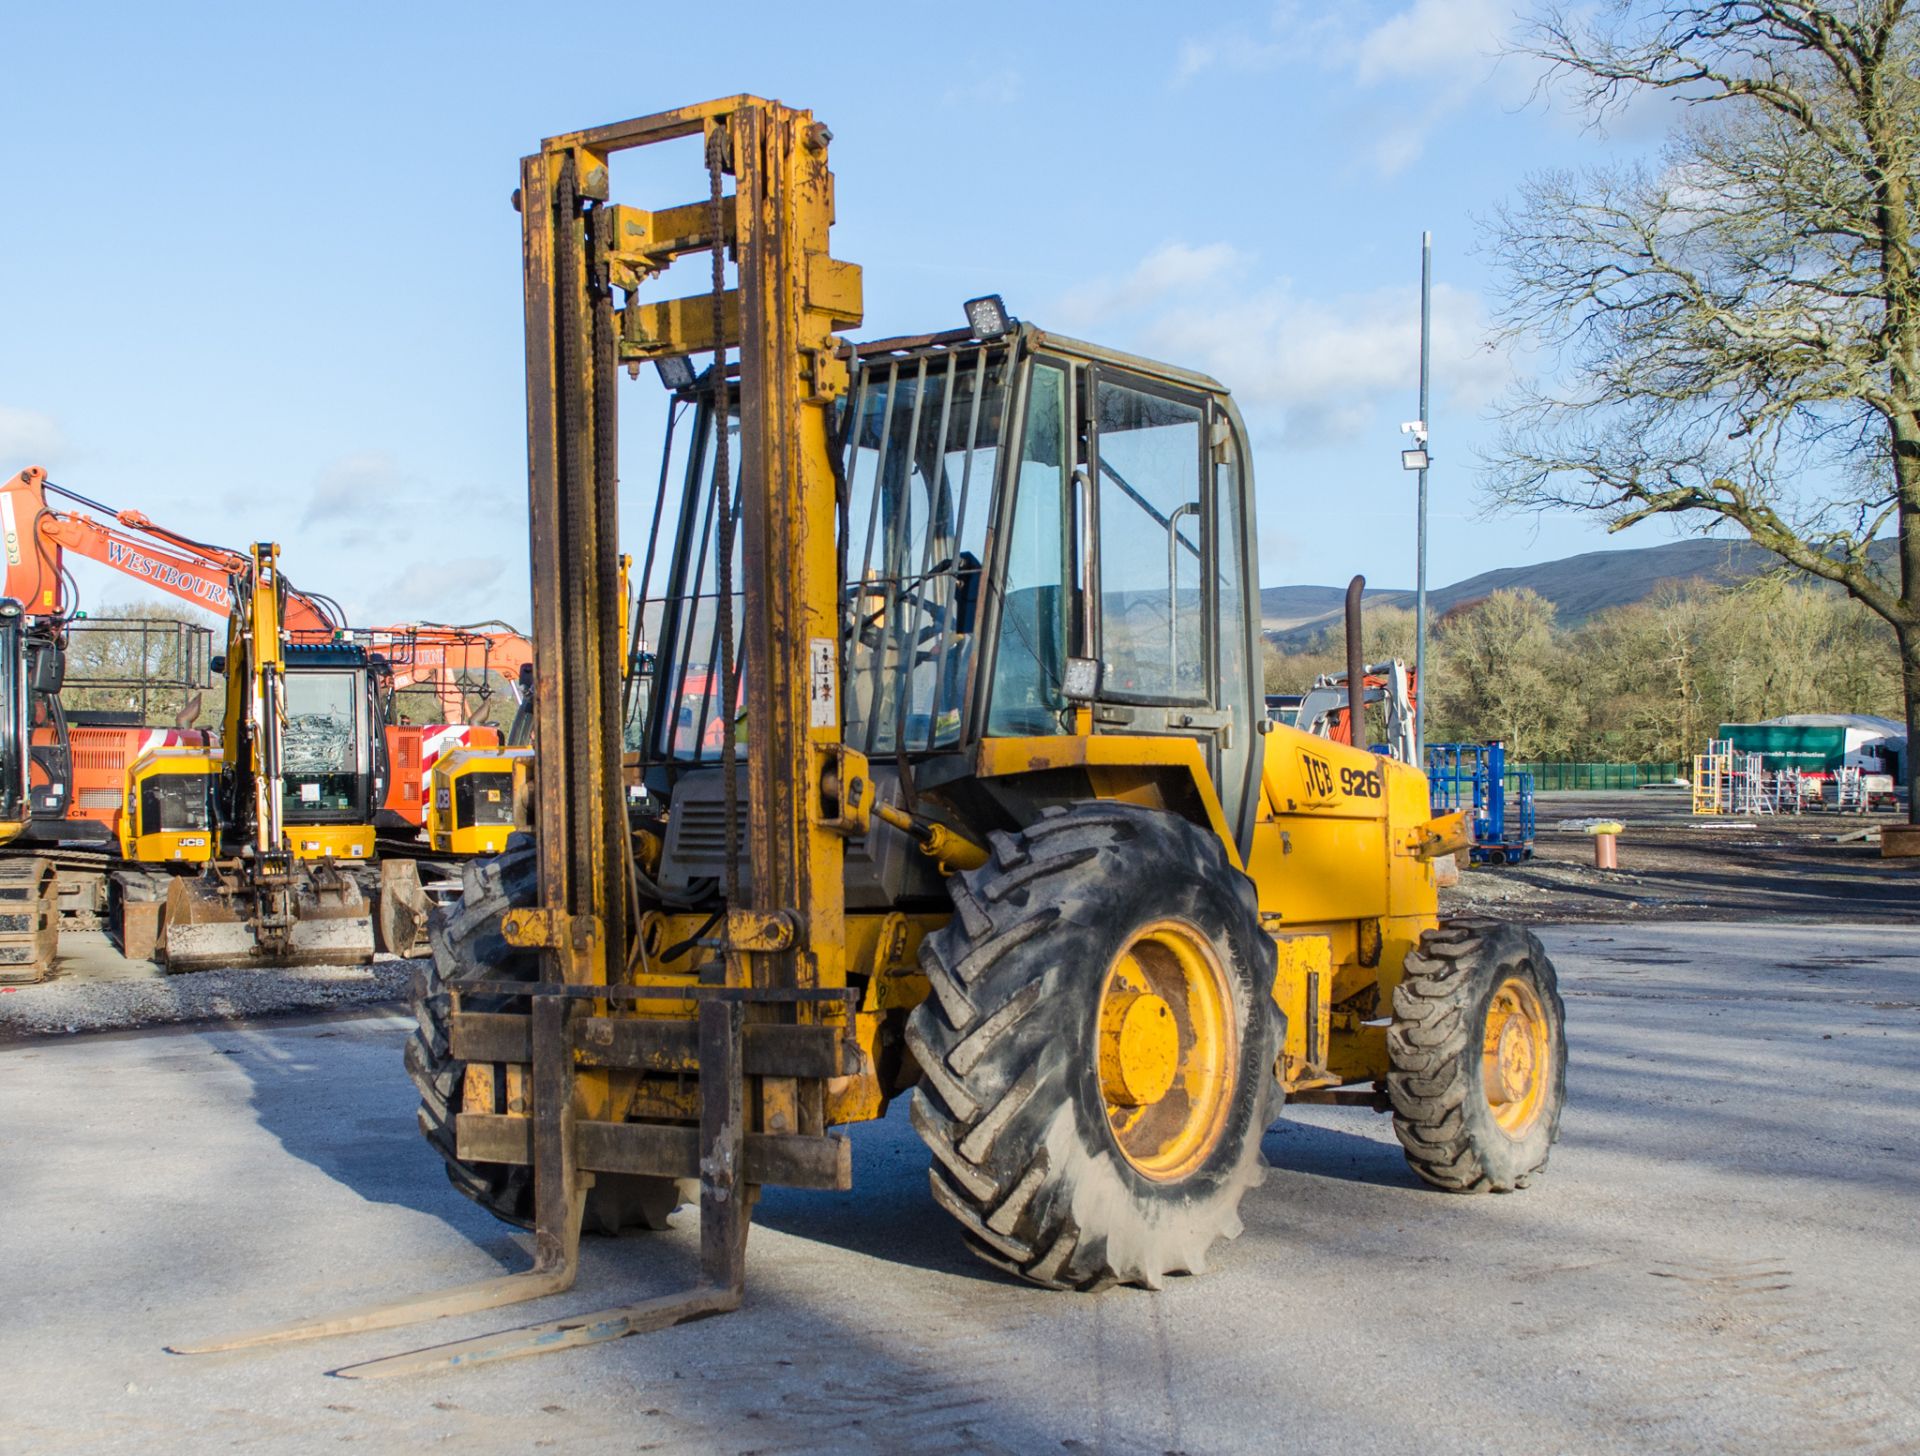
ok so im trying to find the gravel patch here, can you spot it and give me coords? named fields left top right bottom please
left=0, top=958, right=419, bottom=1040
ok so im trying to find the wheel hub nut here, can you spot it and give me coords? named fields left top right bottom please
left=1492, top=1019, right=1533, bottom=1104
left=1099, top=991, right=1179, bottom=1107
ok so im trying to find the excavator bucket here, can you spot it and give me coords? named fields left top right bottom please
left=374, top=858, right=432, bottom=958
left=160, top=869, right=374, bottom=973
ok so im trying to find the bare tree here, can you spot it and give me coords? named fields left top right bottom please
left=1433, top=589, right=1576, bottom=758
left=1489, top=1, right=1920, bottom=818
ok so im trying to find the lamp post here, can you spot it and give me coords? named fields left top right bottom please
left=1400, top=231, right=1433, bottom=763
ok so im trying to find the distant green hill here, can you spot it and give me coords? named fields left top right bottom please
left=1261, top=536, right=1894, bottom=644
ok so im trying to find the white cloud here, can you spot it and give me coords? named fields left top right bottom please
left=942, top=68, right=1022, bottom=107
left=1152, top=278, right=1504, bottom=444
left=1054, top=242, right=1505, bottom=448
left=384, top=555, right=509, bottom=618
left=1354, top=0, right=1509, bottom=83
left=1174, top=1, right=1536, bottom=174
left=1173, top=2, right=1351, bottom=84
left=0, top=405, right=65, bottom=465
left=1052, top=242, right=1497, bottom=447
left=328, top=555, right=516, bottom=630
left=302, top=450, right=418, bottom=528
left=1053, top=242, right=1248, bottom=333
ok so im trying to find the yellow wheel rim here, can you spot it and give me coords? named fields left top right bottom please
left=1483, top=976, right=1551, bottom=1137
left=1097, top=918, right=1237, bottom=1181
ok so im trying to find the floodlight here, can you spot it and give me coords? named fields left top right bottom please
left=1401, top=448, right=1430, bottom=471
left=1061, top=656, right=1103, bottom=702
left=963, top=294, right=1014, bottom=341
left=654, top=355, right=697, bottom=390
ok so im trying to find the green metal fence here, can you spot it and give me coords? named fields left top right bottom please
left=1510, top=761, right=1684, bottom=792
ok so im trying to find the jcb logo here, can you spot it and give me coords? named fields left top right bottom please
left=1300, top=751, right=1336, bottom=799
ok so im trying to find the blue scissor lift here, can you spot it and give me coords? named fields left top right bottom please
left=1427, top=742, right=1535, bottom=865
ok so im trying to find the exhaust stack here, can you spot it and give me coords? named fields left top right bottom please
left=1344, top=574, right=1366, bottom=748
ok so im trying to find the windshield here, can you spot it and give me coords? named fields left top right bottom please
left=633, top=395, right=744, bottom=763
left=281, top=668, right=362, bottom=815
left=843, top=345, right=1010, bottom=754
left=631, top=342, right=1012, bottom=766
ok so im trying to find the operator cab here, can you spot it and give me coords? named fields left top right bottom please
left=278, top=641, right=381, bottom=828
left=0, top=601, right=31, bottom=834
left=20, top=628, right=74, bottom=833
left=630, top=318, right=1262, bottom=893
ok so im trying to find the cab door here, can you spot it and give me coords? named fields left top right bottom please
left=1087, top=368, right=1254, bottom=839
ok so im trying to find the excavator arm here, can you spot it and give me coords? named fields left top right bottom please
left=156, top=541, right=377, bottom=971
left=1, top=466, right=336, bottom=634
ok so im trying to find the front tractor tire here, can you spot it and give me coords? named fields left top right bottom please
left=405, top=843, right=686, bottom=1234
left=1388, top=919, right=1566, bottom=1192
left=907, top=803, right=1280, bottom=1291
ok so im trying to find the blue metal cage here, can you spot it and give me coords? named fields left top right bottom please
left=1426, top=742, right=1535, bottom=865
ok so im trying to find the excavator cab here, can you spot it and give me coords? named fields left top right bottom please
left=425, top=742, right=531, bottom=857
left=20, top=629, right=85, bottom=835
left=0, top=602, right=31, bottom=838
left=271, top=641, right=380, bottom=863
left=116, top=748, right=216, bottom=864
left=0, top=601, right=56, bottom=979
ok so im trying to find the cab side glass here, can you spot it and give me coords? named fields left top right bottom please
left=986, top=362, right=1072, bottom=735
left=1215, top=430, right=1247, bottom=724
left=1093, top=380, right=1205, bottom=703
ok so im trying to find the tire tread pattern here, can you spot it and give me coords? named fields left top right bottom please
left=907, top=803, right=1278, bottom=1292
left=1387, top=917, right=1566, bottom=1193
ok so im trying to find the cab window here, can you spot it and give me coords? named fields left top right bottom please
left=986, top=361, right=1072, bottom=735
left=1093, top=378, right=1206, bottom=703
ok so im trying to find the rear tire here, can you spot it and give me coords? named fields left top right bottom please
left=907, top=803, right=1280, bottom=1290
left=406, top=843, right=685, bottom=1233
left=1388, top=918, right=1566, bottom=1192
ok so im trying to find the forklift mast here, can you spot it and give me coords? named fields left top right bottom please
left=517, top=98, right=860, bottom=1011
left=512, top=93, right=860, bottom=1289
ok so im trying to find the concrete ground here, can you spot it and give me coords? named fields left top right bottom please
left=1445, top=789, right=1920, bottom=926
left=1, top=923, right=1915, bottom=1456
left=0, top=933, right=416, bottom=1040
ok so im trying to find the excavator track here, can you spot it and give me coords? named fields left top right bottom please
left=0, top=856, right=59, bottom=984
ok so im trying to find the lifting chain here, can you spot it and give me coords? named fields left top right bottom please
left=706, top=122, right=741, bottom=914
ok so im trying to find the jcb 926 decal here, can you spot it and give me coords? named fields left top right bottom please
left=1301, top=749, right=1381, bottom=801
left=1340, top=765, right=1383, bottom=799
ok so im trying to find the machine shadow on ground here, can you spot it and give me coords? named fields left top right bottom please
left=228, top=1018, right=531, bottom=1271
left=226, top=1015, right=1451, bottom=1298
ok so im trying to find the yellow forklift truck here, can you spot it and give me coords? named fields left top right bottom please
left=183, top=95, right=1563, bottom=1374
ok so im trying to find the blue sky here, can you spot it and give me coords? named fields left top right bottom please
left=1, top=1, right=1679, bottom=629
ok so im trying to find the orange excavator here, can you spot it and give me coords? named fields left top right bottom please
left=0, top=466, right=533, bottom=973
left=0, top=467, right=532, bottom=840
left=0, top=469, right=251, bottom=977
